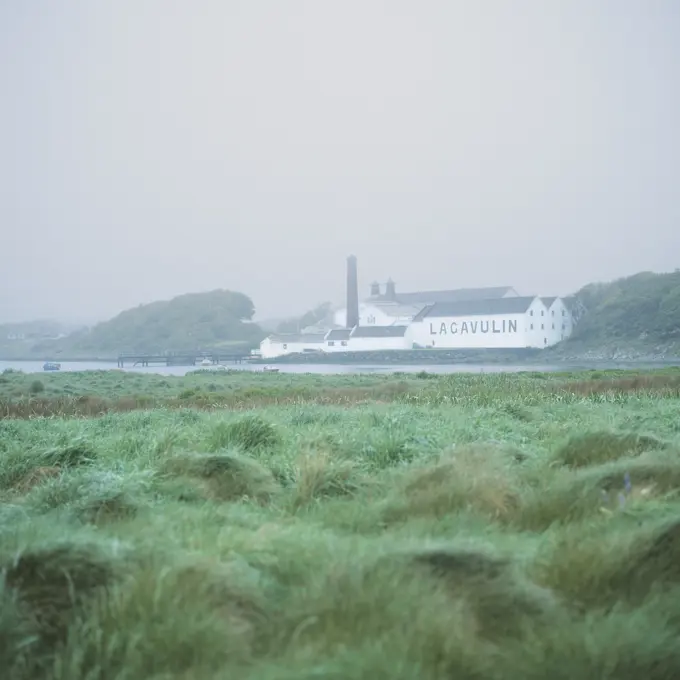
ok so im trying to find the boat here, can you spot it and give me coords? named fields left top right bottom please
left=43, top=362, right=61, bottom=371
left=262, top=365, right=280, bottom=373
left=200, top=358, right=212, bottom=367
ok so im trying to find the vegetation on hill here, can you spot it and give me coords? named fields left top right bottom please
left=1, top=368, right=680, bottom=677
left=564, top=270, right=680, bottom=355
left=1, top=291, right=266, bottom=357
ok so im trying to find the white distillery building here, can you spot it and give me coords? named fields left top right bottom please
left=406, top=296, right=568, bottom=349
left=333, top=280, right=521, bottom=328
left=259, top=326, right=410, bottom=358
left=259, top=333, right=326, bottom=359
left=348, top=325, right=409, bottom=351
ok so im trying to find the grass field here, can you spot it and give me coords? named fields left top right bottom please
left=2, top=366, right=680, bottom=678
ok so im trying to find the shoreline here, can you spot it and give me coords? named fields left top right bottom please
left=3, top=352, right=680, bottom=369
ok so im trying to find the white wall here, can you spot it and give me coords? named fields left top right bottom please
left=406, top=299, right=554, bottom=349
left=524, top=297, right=551, bottom=348
left=544, top=298, right=574, bottom=344
left=348, top=335, right=410, bottom=351
left=260, top=337, right=325, bottom=359
left=324, top=338, right=350, bottom=352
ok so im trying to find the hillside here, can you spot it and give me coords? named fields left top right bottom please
left=70, top=290, right=265, bottom=353
left=0, top=290, right=266, bottom=358
left=558, top=270, right=680, bottom=358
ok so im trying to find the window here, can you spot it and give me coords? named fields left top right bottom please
left=551, top=310, right=554, bottom=316
left=541, top=324, right=544, bottom=330
left=328, top=341, right=335, bottom=346
left=341, top=340, right=347, bottom=346
left=552, top=323, right=555, bottom=329
left=530, top=323, right=533, bottom=330
left=541, top=310, right=544, bottom=316
left=282, top=344, right=287, bottom=349
left=562, top=323, right=565, bottom=330
left=544, top=337, right=547, bottom=345
left=530, top=310, right=534, bottom=316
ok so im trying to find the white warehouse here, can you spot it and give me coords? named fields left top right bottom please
left=259, top=333, right=326, bottom=360
left=406, top=296, right=567, bottom=349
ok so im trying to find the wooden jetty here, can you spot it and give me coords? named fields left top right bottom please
left=116, top=350, right=250, bottom=368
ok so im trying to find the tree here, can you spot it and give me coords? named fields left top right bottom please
left=276, top=302, right=333, bottom=334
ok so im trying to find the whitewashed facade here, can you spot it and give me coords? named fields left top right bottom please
left=542, top=297, right=574, bottom=345
left=323, top=328, right=352, bottom=353
left=348, top=326, right=410, bottom=351
left=406, top=297, right=562, bottom=349
left=259, top=333, right=326, bottom=359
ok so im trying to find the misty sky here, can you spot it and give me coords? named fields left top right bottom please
left=2, top=1, right=679, bottom=324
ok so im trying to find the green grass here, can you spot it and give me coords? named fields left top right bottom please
left=1, top=367, right=680, bottom=677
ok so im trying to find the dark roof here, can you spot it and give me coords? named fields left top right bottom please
left=541, top=297, right=557, bottom=308
left=375, top=286, right=517, bottom=305
left=268, top=333, right=326, bottom=344
left=351, top=325, right=407, bottom=338
left=326, top=328, right=351, bottom=341
left=411, top=296, right=537, bottom=321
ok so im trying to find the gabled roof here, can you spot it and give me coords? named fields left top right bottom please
left=411, top=296, right=538, bottom=321
left=325, top=328, right=352, bottom=341
left=267, top=333, right=326, bottom=344
left=387, top=286, right=517, bottom=306
left=541, top=297, right=557, bottom=308
left=351, top=325, right=407, bottom=338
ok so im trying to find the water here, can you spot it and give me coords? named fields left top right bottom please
left=1, top=359, right=676, bottom=376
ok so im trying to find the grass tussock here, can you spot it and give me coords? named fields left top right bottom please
left=513, top=453, right=680, bottom=531
left=209, top=415, right=281, bottom=452
left=160, top=452, right=280, bottom=503
left=553, top=430, right=666, bottom=468
left=408, top=548, right=562, bottom=639
left=531, top=518, right=680, bottom=612
left=289, top=451, right=363, bottom=510
left=382, top=444, right=522, bottom=524
left=0, top=543, right=117, bottom=648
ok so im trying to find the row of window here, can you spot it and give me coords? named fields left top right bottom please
left=327, top=341, right=348, bottom=347
left=530, top=323, right=566, bottom=331
left=530, top=309, right=567, bottom=317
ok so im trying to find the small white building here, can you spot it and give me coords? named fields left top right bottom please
left=406, top=296, right=567, bottom=349
left=348, top=325, right=410, bottom=351
left=259, top=333, right=326, bottom=359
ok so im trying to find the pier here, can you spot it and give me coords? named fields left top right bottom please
left=116, top=350, right=250, bottom=368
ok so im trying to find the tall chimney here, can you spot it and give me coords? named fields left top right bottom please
left=370, top=281, right=380, bottom=297
left=385, top=278, right=396, bottom=301
left=346, top=255, right=360, bottom=328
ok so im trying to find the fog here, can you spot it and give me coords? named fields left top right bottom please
left=1, top=1, right=679, bottom=324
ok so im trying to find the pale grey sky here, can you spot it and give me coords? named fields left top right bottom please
left=1, top=1, right=679, bottom=324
